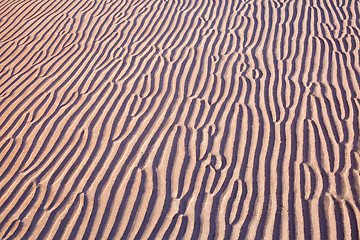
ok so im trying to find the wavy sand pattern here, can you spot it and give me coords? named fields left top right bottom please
left=1, top=0, right=360, bottom=239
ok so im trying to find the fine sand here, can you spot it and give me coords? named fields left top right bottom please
left=1, top=0, right=360, bottom=239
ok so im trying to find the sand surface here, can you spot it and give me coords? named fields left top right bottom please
left=1, top=0, right=360, bottom=239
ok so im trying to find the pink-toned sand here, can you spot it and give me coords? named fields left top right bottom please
left=0, top=0, right=360, bottom=239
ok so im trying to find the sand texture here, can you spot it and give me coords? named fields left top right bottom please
left=1, top=0, right=360, bottom=239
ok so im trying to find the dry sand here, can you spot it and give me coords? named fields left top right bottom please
left=0, top=0, right=360, bottom=239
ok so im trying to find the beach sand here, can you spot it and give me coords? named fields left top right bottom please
left=0, top=0, right=360, bottom=239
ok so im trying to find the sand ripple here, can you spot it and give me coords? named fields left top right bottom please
left=0, top=0, right=360, bottom=239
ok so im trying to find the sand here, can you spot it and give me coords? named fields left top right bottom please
left=0, top=0, right=360, bottom=239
